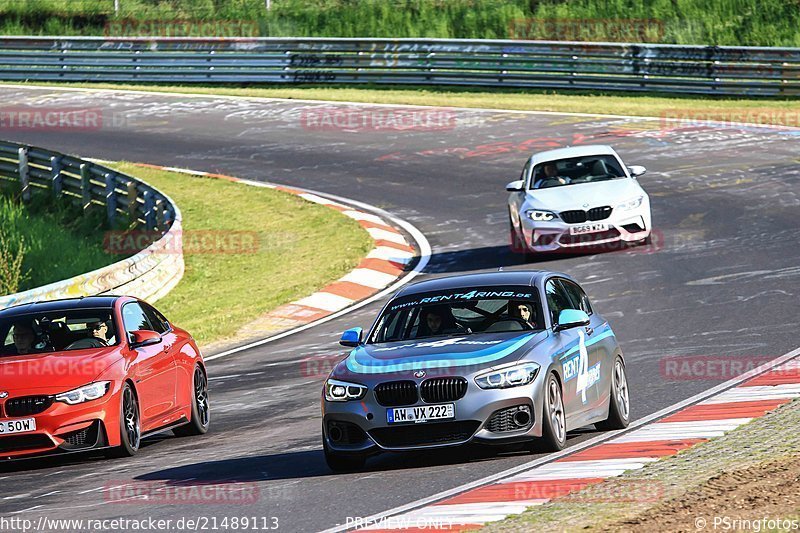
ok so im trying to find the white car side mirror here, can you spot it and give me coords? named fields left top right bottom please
left=506, top=179, right=524, bottom=192
left=628, top=165, right=647, bottom=177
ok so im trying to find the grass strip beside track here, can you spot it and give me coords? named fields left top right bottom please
left=109, top=163, right=373, bottom=347
left=6, top=83, right=800, bottom=127
left=0, top=184, right=117, bottom=292
left=483, top=397, right=800, bottom=532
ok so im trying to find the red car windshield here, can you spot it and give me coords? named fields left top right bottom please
left=0, top=310, right=119, bottom=356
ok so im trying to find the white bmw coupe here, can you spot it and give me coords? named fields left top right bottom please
left=507, top=145, right=651, bottom=257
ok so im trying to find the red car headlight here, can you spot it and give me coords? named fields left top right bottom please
left=54, top=381, right=111, bottom=405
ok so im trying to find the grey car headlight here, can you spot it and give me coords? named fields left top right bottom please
left=475, top=362, right=540, bottom=389
left=54, top=381, right=111, bottom=405
left=616, top=196, right=644, bottom=211
left=324, top=378, right=368, bottom=402
left=526, top=210, right=558, bottom=222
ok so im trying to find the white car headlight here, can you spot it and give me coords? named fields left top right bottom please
left=475, top=362, right=540, bottom=390
left=54, top=381, right=111, bottom=405
left=616, top=196, right=644, bottom=211
left=324, top=379, right=368, bottom=402
left=526, top=210, right=558, bottom=222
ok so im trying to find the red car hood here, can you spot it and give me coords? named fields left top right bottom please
left=0, top=347, right=122, bottom=395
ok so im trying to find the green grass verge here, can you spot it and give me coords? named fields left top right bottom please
left=0, top=182, right=117, bottom=293
left=108, top=163, right=373, bottom=347
left=7, top=82, right=800, bottom=127
left=483, top=397, right=800, bottom=532
left=2, top=0, right=800, bottom=46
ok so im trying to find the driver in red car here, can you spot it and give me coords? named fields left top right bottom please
left=88, top=319, right=110, bottom=346
left=11, top=322, right=36, bottom=355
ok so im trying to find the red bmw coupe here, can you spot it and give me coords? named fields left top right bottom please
left=0, top=296, right=210, bottom=460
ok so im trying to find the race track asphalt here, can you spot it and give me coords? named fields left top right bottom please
left=1, top=86, right=799, bottom=532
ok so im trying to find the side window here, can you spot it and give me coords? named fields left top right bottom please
left=560, top=280, right=593, bottom=315
left=520, top=160, right=531, bottom=186
left=142, top=304, right=169, bottom=334
left=545, top=279, right=573, bottom=325
left=122, top=303, right=155, bottom=336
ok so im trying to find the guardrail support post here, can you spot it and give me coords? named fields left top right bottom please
left=80, top=163, right=92, bottom=211
left=105, top=173, right=117, bottom=225
left=155, top=198, right=165, bottom=230
left=18, top=147, right=30, bottom=203
left=50, top=156, right=63, bottom=198
left=126, top=181, right=138, bottom=222
left=143, top=190, right=156, bottom=230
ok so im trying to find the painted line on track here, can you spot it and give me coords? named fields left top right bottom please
left=321, top=346, right=800, bottom=532
left=6, top=83, right=800, bottom=134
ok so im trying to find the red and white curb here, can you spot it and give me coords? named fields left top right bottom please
left=131, top=163, right=429, bottom=360
left=332, top=352, right=800, bottom=533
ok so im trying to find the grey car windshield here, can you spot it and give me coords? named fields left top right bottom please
left=531, top=154, right=625, bottom=190
left=369, top=287, right=544, bottom=344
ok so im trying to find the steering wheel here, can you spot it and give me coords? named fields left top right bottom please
left=485, top=317, right=533, bottom=332
left=65, top=338, right=107, bottom=350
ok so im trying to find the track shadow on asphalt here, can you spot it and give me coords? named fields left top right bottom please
left=0, top=437, right=165, bottom=474
left=424, top=244, right=597, bottom=274
left=135, top=432, right=590, bottom=484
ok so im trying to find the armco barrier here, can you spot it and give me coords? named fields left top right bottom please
left=0, top=139, right=183, bottom=309
left=0, top=36, right=799, bottom=96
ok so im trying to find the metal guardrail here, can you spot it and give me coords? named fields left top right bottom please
left=0, top=139, right=184, bottom=309
left=0, top=36, right=799, bottom=96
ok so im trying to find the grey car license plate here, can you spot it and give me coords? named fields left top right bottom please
left=387, top=403, right=455, bottom=424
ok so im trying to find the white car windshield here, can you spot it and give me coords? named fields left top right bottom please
left=531, top=155, right=626, bottom=190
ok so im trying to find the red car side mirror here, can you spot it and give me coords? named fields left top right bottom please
left=129, top=330, right=162, bottom=348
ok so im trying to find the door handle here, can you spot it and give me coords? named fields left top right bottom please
left=163, top=344, right=172, bottom=352
left=585, top=326, right=594, bottom=336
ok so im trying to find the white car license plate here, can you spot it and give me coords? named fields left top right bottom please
left=570, top=223, right=608, bottom=235
left=387, top=404, right=454, bottom=424
left=0, top=418, right=36, bottom=435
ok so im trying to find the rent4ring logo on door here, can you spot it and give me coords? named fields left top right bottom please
left=562, top=331, right=601, bottom=403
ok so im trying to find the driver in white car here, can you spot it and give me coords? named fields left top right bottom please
left=533, top=163, right=569, bottom=189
